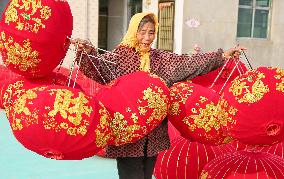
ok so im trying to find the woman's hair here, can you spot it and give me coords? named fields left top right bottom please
left=138, top=15, right=156, bottom=31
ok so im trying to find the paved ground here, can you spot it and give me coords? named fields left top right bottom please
left=0, top=110, right=119, bottom=179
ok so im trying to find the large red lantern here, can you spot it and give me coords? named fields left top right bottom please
left=222, top=67, right=284, bottom=146
left=96, top=71, right=170, bottom=146
left=0, top=0, right=73, bottom=78
left=168, top=81, right=237, bottom=145
left=153, top=136, right=233, bottom=179
left=4, top=83, right=113, bottom=160
left=200, top=150, right=284, bottom=179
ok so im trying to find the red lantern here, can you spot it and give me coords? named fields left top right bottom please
left=200, top=150, right=284, bottom=179
left=168, top=81, right=236, bottom=145
left=222, top=67, right=284, bottom=145
left=96, top=71, right=170, bottom=146
left=5, top=84, right=113, bottom=160
left=153, top=136, right=233, bottom=179
left=0, top=0, right=73, bottom=78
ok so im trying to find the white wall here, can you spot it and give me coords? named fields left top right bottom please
left=63, top=0, right=98, bottom=68
left=181, top=0, right=284, bottom=68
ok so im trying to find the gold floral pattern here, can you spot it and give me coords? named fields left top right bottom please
left=140, top=85, right=168, bottom=124
left=95, top=102, right=113, bottom=148
left=273, top=67, right=284, bottom=92
left=229, top=70, right=269, bottom=103
left=184, top=95, right=237, bottom=134
left=169, top=82, right=193, bottom=115
left=4, top=83, right=46, bottom=131
left=46, top=89, right=93, bottom=136
left=110, top=112, right=141, bottom=145
left=0, top=31, right=40, bottom=72
left=5, top=0, right=52, bottom=33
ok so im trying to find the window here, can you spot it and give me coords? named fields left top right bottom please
left=0, top=0, right=9, bottom=19
left=127, top=0, right=142, bottom=25
left=157, top=2, right=174, bottom=51
left=237, top=0, right=272, bottom=38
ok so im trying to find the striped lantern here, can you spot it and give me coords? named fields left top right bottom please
left=154, top=136, right=234, bottom=179
left=200, top=150, right=284, bottom=179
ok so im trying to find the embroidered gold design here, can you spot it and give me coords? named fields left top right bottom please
left=169, top=83, right=193, bottom=115
left=4, top=85, right=46, bottom=131
left=273, top=67, right=284, bottom=92
left=200, top=171, right=211, bottom=179
left=0, top=31, right=40, bottom=72
left=46, top=89, right=93, bottom=136
left=141, top=85, right=168, bottom=124
left=229, top=70, right=269, bottom=103
left=110, top=112, right=141, bottom=145
left=95, top=102, right=112, bottom=147
left=181, top=94, right=237, bottom=144
left=5, top=0, right=52, bottom=33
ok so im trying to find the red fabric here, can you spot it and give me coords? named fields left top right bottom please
left=201, top=151, right=284, bottom=179
left=55, top=67, right=103, bottom=96
left=168, top=121, right=181, bottom=142
left=192, top=58, right=247, bottom=93
left=0, top=64, right=19, bottom=81
left=96, top=71, right=170, bottom=146
left=0, top=0, right=73, bottom=78
left=153, top=136, right=234, bottom=179
left=222, top=67, right=284, bottom=145
left=168, top=81, right=233, bottom=145
left=5, top=83, right=112, bottom=160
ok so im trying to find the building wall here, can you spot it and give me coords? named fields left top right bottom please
left=181, top=0, right=284, bottom=68
left=107, top=0, right=127, bottom=50
left=63, top=0, right=98, bottom=67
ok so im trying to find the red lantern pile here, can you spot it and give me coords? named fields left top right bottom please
left=96, top=71, right=170, bottom=146
left=221, top=67, right=284, bottom=145
left=168, top=81, right=236, bottom=145
left=0, top=0, right=73, bottom=78
left=154, top=136, right=234, bottom=179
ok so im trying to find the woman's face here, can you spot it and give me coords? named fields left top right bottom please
left=136, top=22, right=155, bottom=52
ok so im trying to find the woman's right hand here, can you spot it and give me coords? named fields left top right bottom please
left=71, top=38, right=94, bottom=57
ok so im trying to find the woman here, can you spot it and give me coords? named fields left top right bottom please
left=75, top=12, right=245, bottom=179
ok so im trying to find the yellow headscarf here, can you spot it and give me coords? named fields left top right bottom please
left=120, top=12, right=158, bottom=72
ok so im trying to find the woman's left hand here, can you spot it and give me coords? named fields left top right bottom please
left=223, top=45, right=247, bottom=59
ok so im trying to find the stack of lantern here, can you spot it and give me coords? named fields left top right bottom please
left=155, top=60, right=284, bottom=178
left=199, top=66, right=284, bottom=178
left=0, top=0, right=170, bottom=160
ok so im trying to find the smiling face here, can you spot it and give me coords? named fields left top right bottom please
left=136, top=22, right=156, bottom=52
